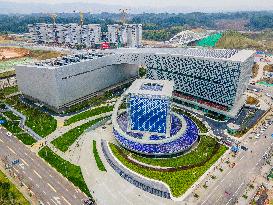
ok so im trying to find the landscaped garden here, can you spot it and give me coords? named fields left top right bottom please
left=0, top=115, right=36, bottom=145
left=2, top=110, right=21, bottom=121
left=52, top=117, right=105, bottom=152
left=126, top=135, right=219, bottom=168
left=93, top=140, right=106, bottom=172
left=109, top=136, right=227, bottom=197
left=0, top=170, right=30, bottom=205
left=4, top=96, right=57, bottom=137
left=38, top=146, right=91, bottom=197
left=64, top=105, right=114, bottom=126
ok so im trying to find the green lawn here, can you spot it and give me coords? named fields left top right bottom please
left=52, top=117, right=105, bottom=152
left=0, top=70, right=16, bottom=78
left=0, top=116, right=36, bottom=145
left=0, top=85, right=19, bottom=99
left=38, top=146, right=91, bottom=197
left=4, top=96, right=57, bottom=137
left=128, top=136, right=218, bottom=168
left=64, top=105, right=114, bottom=126
left=110, top=141, right=227, bottom=197
left=0, top=170, right=30, bottom=205
left=3, top=111, right=21, bottom=121
left=92, top=140, right=106, bottom=172
left=173, top=108, right=208, bottom=133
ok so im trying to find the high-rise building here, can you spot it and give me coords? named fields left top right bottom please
left=107, top=24, right=142, bottom=47
left=27, top=23, right=101, bottom=48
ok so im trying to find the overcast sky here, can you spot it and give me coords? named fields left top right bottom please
left=4, top=0, right=273, bottom=12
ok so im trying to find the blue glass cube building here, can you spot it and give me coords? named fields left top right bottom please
left=126, top=79, right=174, bottom=137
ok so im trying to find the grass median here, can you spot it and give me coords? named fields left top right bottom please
left=52, top=117, right=105, bottom=152
left=93, top=140, right=106, bottom=172
left=64, top=105, right=113, bottom=126
left=38, top=146, right=91, bottom=197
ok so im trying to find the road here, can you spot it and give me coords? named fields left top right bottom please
left=0, top=127, right=87, bottom=205
left=194, top=124, right=273, bottom=205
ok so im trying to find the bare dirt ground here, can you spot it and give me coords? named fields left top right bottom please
left=0, top=47, right=29, bottom=60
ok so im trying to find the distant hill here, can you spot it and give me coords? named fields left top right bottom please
left=0, top=1, right=123, bottom=14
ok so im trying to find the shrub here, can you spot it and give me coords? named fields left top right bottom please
left=129, top=135, right=218, bottom=168
left=92, top=140, right=106, bottom=172
left=0, top=170, right=30, bottom=205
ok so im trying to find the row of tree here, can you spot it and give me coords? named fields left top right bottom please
left=0, top=11, right=273, bottom=34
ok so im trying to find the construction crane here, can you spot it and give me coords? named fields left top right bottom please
left=119, top=9, right=129, bottom=25
left=79, top=11, right=84, bottom=27
left=49, top=13, right=57, bottom=25
left=73, top=10, right=84, bottom=26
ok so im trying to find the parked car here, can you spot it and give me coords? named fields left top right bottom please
left=6, top=132, right=12, bottom=137
left=241, top=145, right=248, bottom=151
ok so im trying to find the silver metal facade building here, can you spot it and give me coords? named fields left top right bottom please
left=15, top=47, right=254, bottom=117
left=15, top=52, right=139, bottom=110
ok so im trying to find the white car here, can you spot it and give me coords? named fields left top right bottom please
left=6, top=132, right=12, bottom=137
left=266, top=93, right=271, bottom=97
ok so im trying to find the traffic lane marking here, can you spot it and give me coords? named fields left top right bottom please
left=21, top=158, right=29, bottom=167
left=48, top=183, right=57, bottom=192
left=7, top=146, right=16, bottom=154
left=62, top=196, right=72, bottom=205
left=0, top=138, right=3, bottom=143
left=33, top=170, right=42, bottom=179
left=234, top=182, right=244, bottom=195
left=239, top=155, right=245, bottom=161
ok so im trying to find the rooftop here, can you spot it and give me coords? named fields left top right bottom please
left=125, top=79, right=174, bottom=97
left=108, top=47, right=255, bottom=62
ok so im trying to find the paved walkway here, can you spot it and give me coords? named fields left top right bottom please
left=79, top=125, right=183, bottom=205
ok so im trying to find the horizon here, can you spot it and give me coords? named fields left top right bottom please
left=1, top=0, right=273, bottom=14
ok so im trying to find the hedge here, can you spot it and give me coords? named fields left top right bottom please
left=92, top=140, right=106, bottom=172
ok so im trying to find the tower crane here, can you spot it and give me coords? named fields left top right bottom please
left=49, top=13, right=57, bottom=25
left=79, top=11, right=84, bottom=27
left=119, top=9, right=129, bottom=25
